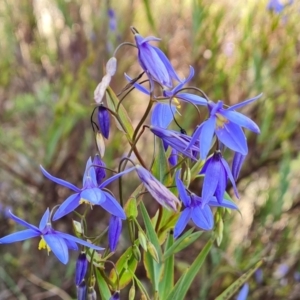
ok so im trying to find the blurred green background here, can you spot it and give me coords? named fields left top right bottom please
left=0, top=0, right=300, bottom=299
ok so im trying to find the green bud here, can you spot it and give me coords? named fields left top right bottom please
left=147, top=241, right=159, bottom=263
left=138, top=231, right=148, bottom=251
left=132, top=244, right=141, bottom=262
left=129, top=283, right=136, bottom=300
left=72, top=220, right=83, bottom=237
left=216, top=218, right=224, bottom=246
left=125, top=197, right=138, bottom=218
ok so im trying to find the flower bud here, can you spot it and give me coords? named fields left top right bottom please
left=87, top=287, right=97, bottom=300
left=138, top=231, right=147, bottom=251
left=97, top=106, right=111, bottom=139
left=75, top=253, right=88, bottom=285
left=129, top=284, right=135, bottom=300
left=96, top=132, right=105, bottom=157
left=168, top=148, right=178, bottom=167
left=147, top=241, right=159, bottom=263
left=108, top=216, right=122, bottom=252
left=93, top=155, right=106, bottom=184
left=77, top=281, right=87, bottom=300
left=106, top=57, right=117, bottom=76
left=109, top=291, right=120, bottom=300
left=132, top=244, right=141, bottom=262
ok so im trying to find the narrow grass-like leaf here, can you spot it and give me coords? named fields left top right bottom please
left=215, top=259, right=264, bottom=300
left=165, top=237, right=214, bottom=300
left=128, top=268, right=151, bottom=300
left=164, top=229, right=203, bottom=260
left=152, top=138, right=170, bottom=184
left=159, top=232, right=174, bottom=299
left=140, top=202, right=163, bottom=262
left=95, top=268, right=111, bottom=300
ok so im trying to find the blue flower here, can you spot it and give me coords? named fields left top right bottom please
left=93, top=155, right=106, bottom=184
left=135, top=165, right=180, bottom=211
left=201, top=151, right=239, bottom=206
left=174, top=170, right=237, bottom=238
left=188, top=94, right=261, bottom=159
left=132, top=29, right=181, bottom=89
left=150, top=126, right=200, bottom=161
left=236, top=283, right=249, bottom=300
left=41, top=158, right=134, bottom=220
left=110, top=292, right=120, bottom=300
left=108, top=215, right=122, bottom=252
left=0, top=209, right=103, bottom=264
left=267, top=0, right=284, bottom=13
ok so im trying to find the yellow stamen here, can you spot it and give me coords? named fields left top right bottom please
left=215, top=113, right=229, bottom=128
left=38, top=237, right=51, bottom=255
left=79, top=198, right=90, bottom=205
left=173, top=97, right=181, bottom=108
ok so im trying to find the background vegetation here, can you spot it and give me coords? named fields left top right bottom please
left=0, top=0, right=300, bottom=299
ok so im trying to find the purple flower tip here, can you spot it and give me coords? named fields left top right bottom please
left=75, top=253, right=88, bottom=285
left=108, top=216, right=122, bottom=252
left=97, top=106, right=111, bottom=139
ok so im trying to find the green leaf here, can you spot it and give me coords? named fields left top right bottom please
left=215, top=259, right=264, bottom=300
left=95, top=268, right=112, bottom=300
left=165, top=237, right=214, bottom=300
left=140, top=202, right=163, bottom=262
left=109, top=242, right=138, bottom=289
left=106, top=86, right=134, bottom=139
left=143, top=249, right=161, bottom=292
left=163, top=229, right=202, bottom=260
left=159, top=232, right=174, bottom=299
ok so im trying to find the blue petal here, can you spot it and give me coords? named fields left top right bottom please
left=138, top=44, right=172, bottom=87
left=124, top=73, right=150, bottom=95
left=100, top=192, right=126, bottom=219
left=214, top=165, right=227, bottom=204
left=39, top=208, right=50, bottom=230
left=40, top=166, right=81, bottom=192
left=221, top=157, right=239, bottom=199
left=172, top=66, right=195, bottom=93
left=236, top=283, right=249, bottom=300
left=151, top=103, right=176, bottom=128
left=83, top=158, right=97, bottom=187
left=52, top=193, right=81, bottom=221
left=199, top=117, right=216, bottom=160
left=80, top=188, right=104, bottom=205
left=186, top=124, right=202, bottom=150
left=43, top=233, right=69, bottom=264
left=7, top=210, right=40, bottom=232
left=175, top=170, right=191, bottom=207
left=0, top=229, right=40, bottom=243
left=100, top=167, right=135, bottom=188
left=153, top=47, right=181, bottom=85
left=232, top=152, right=246, bottom=181
left=229, top=94, right=262, bottom=111
left=191, top=205, right=214, bottom=230
left=56, top=231, right=104, bottom=251
left=178, top=93, right=207, bottom=106
left=139, top=35, right=161, bottom=44
left=174, top=208, right=192, bottom=238
left=221, top=110, right=260, bottom=133
left=168, top=148, right=178, bottom=167
left=208, top=197, right=238, bottom=210
left=216, top=122, right=248, bottom=155
left=108, top=216, right=122, bottom=252
left=64, top=238, right=78, bottom=250
left=202, top=157, right=221, bottom=205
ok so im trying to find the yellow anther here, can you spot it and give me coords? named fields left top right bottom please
left=79, top=198, right=90, bottom=205
left=215, top=113, right=229, bottom=128
left=173, top=97, right=181, bottom=108
left=38, top=237, right=51, bottom=254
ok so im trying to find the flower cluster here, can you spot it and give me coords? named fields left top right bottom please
left=0, top=27, right=261, bottom=299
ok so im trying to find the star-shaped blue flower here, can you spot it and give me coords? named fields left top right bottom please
left=187, top=94, right=262, bottom=159
left=174, top=170, right=237, bottom=238
left=201, top=151, right=239, bottom=206
left=132, top=29, right=181, bottom=89
left=0, top=209, right=103, bottom=264
left=41, top=158, right=134, bottom=221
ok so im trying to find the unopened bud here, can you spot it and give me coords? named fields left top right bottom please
left=147, top=241, right=159, bottom=263
left=138, top=231, right=147, bottom=251
left=109, top=291, right=120, bottom=300
left=87, top=287, right=97, bottom=300
left=97, top=106, right=111, bottom=139
left=132, top=244, right=141, bottom=262
left=106, top=57, right=117, bottom=76
left=75, top=252, right=88, bottom=285
left=77, top=280, right=87, bottom=300
left=129, top=284, right=135, bottom=300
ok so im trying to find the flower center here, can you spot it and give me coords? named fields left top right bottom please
left=215, top=113, right=229, bottom=128
left=38, top=237, right=51, bottom=254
